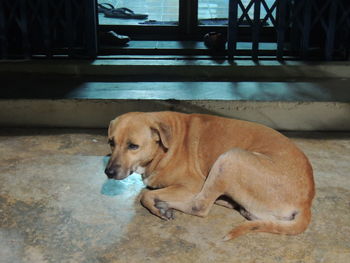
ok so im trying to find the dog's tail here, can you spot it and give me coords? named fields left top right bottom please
left=223, top=207, right=312, bottom=241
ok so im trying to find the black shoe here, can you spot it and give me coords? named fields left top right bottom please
left=100, top=31, right=131, bottom=46
left=204, top=32, right=227, bottom=51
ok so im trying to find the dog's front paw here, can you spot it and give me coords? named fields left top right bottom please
left=154, top=199, right=175, bottom=220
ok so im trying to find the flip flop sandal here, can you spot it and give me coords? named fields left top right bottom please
left=139, top=20, right=178, bottom=25
left=98, top=3, right=115, bottom=13
left=104, top=7, right=148, bottom=19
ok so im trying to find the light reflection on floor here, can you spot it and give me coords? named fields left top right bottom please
left=101, top=173, right=145, bottom=196
left=100, top=155, right=145, bottom=196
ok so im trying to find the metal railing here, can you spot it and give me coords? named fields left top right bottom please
left=228, top=0, right=350, bottom=60
left=0, top=0, right=98, bottom=59
left=0, top=0, right=349, bottom=60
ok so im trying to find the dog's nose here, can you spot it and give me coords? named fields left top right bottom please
left=105, top=167, right=116, bottom=178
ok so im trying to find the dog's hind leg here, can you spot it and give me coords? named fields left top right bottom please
left=160, top=148, right=279, bottom=218
left=162, top=149, right=245, bottom=217
left=164, top=148, right=312, bottom=241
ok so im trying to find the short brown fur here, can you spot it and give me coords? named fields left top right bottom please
left=106, top=112, right=315, bottom=241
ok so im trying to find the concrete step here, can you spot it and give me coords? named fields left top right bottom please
left=1, top=59, right=349, bottom=130
left=2, top=59, right=350, bottom=80
left=1, top=78, right=349, bottom=130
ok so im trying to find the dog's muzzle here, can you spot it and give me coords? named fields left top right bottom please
left=105, top=167, right=117, bottom=179
left=105, top=164, right=132, bottom=180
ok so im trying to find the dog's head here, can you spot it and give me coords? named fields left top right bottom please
left=105, top=112, right=171, bottom=180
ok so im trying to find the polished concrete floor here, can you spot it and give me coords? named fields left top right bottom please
left=0, top=129, right=349, bottom=263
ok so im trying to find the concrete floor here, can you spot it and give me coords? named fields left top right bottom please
left=0, top=129, right=349, bottom=263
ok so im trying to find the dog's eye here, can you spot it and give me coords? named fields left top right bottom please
left=108, top=139, right=115, bottom=147
left=128, top=143, right=139, bottom=150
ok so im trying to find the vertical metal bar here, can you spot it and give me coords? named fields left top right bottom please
left=0, top=0, right=6, bottom=58
left=64, top=0, right=74, bottom=57
left=228, top=0, right=238, bottom=59
left=191, top=0, right=198, bottom=35
left=345, top=3, right=350, bottom=60
left=41, top=0, right=51, bottom=58
left=301, top=0, right=312, bottom=59
left=179, top=0, right=198, bottom=38
left=19, top=0, right=30, bottom=58
left=325, top=0, right=337, bottom=60
left=84, top=0, right=98, bottom=58
left=179, top=0, right=186, bottom=35
left=289, top=0, right=298, bottom=56
left=51, top=0, right=62, bottom=55
left=276, top=0, right=287, bottom=60
left=252, top=0, right=261, bottom=60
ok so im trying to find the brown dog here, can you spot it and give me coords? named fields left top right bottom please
left=105, top=111, right=315, bottom=240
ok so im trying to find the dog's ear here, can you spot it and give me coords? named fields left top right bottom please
left=151, top=122, right=171, bottom=149
left=108, top=118, right=118, bottom=138
left=108, top=120, right=114, bottom=138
